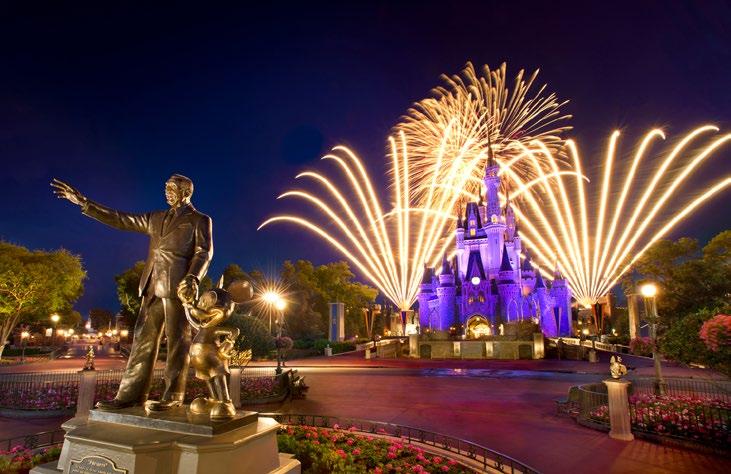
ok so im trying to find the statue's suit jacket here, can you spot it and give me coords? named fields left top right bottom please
left=82, top=200, right=213, bottom=298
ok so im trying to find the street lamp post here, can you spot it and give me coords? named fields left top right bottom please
left=640, top=282, right=667, bottom=396
left=262, top=291, right=287, bottom=374
left=50, top=313, right=60, bottom=342
left=20, top=330, right=29, bottom=362
left=274, top=298, right=286, bottom=375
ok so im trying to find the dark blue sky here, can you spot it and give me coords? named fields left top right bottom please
left=1, top=1, right=730, bottom=316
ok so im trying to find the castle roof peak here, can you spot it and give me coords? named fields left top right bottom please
left=441, top=254, right=452, bottom=275
left=521, top=251, right=533, bottom=271
left=535, top=269, right=546, bottom=289
left=499, top=243, right=513, bottom=273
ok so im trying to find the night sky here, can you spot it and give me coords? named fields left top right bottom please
left=1, top=1, right=730, bottom=316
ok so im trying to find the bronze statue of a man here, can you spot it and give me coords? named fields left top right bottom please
left=51, top=175, right=213, bottom=411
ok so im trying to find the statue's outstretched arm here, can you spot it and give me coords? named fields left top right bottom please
left=51, top=178, right=151, bottom=234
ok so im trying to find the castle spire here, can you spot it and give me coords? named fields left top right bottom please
left=521, top=249, right=533, bottom=272
left=441, top=254, right=452, bottom=275
left=554, top=261, right=564, bottom=280
left=487, top=131, right=496, bottom=168
left=499, top=243, right=513, bottom=273
left=534, top=268, right=546, bottom=289
left=457, top=200, right=464, bottom=228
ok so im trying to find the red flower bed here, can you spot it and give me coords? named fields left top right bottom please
left=700, top=314, right=731, bottom=352
left=591, top=394, right=730, bottom=445
left=1, top=373, right=284, bottom=411
left=0, top=446, right=61, bottom=473
left=277, top=424, right=475, bottom=473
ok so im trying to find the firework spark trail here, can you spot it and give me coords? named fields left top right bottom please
left=505, top=127, right=731, bottom=307
left=395, top=62, right=572, bottom=207
left=259, top=130, right=482, bottom=311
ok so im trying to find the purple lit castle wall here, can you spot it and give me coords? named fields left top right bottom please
left=417, top=157, right=573, bottom=337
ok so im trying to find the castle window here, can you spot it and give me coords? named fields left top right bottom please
left=470, top=229, right=475, bottom=236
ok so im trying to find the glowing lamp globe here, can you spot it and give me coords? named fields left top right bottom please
left=640, top=283, right=658, bottom=298
left=470, top=276, right=480, bottom=285
left=274, top=299, right=286, bottom=311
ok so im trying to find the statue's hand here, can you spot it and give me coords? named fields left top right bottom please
left=177, top=275, right=199, bottom=305
left=217, top=338, right=234, bottom=359
left=50, top=178, right=87, bottom=207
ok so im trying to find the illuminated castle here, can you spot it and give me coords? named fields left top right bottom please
left=417, top=154, right=573, bottom=338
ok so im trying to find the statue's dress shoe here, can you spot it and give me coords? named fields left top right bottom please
left=210, top=401, right=236, bottom=420
left=189, top=396, right=213, bottom=415
left=95, top=398, right=136, bottom=411
left=145, top=399, right=183, bottom=412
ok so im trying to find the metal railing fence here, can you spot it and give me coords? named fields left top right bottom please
left=629, top=377, right=731, bottom=403
left=0, top=366, right=287, bottom=410
left=264, top=412, right=540, bottom=474
left=575, top=383, right=609, bottom=427
left=0, top=429, right=65, bottom=452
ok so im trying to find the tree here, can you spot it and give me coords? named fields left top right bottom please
left=115, top=261, right=145, bottom=328
left=0, top=242, right=85, bottom=358
left=222, top=264, right=249, bottom=287
left=229, top=310, right=275, bottom=358
left=622, top=231, right=731, bottom=323
left=89, top=308, right=114, bottom=331
left=280, top=260, right=378, bottom=340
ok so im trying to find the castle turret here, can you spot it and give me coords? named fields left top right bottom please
left=484, top=141, right=501, bottom=221
left=549, top=264, right=573, bottom=336
left=484, top=150, right=506, bottom=277
left=456, top=204, right=466, bottom=278
left=497, top=244, right=521, bottom=322
left=436, top=255, right=456, bottom=331
left=534, top=270, right=557, bottom=336
left=505, top=190, right=516, bottom=240
left=418, top=266, right=434, bottom=329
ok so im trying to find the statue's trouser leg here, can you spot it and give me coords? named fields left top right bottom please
left=212, top=375, right=232, bottom=403
left=161, top=297, right=191, bottom=402
left=116, top=294, right=165, bottom=404
left=206, top=380, right=216, bottom=399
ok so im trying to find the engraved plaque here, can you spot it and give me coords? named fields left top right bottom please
left=69, top=455, right=127, bottom=474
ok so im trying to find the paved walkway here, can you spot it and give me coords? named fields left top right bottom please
left=271, top=368, right=730, bottom=474
left=1, top=347, right=728, bottom=472
left=253, top=350, right=729, bottom=380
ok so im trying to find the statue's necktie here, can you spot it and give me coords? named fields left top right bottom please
left=162, top=208, right=175, bottom=234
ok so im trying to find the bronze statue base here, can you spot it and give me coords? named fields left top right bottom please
left=31, top=408, right=300, bottom=474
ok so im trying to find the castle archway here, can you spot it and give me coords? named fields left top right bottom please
left=466, top=314, right=491, bottom=339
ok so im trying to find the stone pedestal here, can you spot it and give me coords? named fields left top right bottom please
left=603, top=378, right=634, bottom=441
left=229, top=367, right=242, bottom=408
left=32, top=407, right=300, bottom=474
left=408, top=334, right=419, bottom=358
left=75, top=369, right=98, bottom=418
left=532, top=333, right=545, bottom=359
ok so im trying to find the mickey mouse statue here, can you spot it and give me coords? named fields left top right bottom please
left=177, top=278, right=253, bottom=420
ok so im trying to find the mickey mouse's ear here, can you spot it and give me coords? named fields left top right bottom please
left=228, top=280, right=253, bottom=304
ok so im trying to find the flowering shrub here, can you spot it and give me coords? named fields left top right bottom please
left=0, top=446, right=61, bottom=473
left=630, top=337, right=655, bottom=356
left=277, top=425, right=475, bottom=473
left=1, top=374, right=284, bottom=410
left=0, top=384, right=78, bottom=410
left=700, top=314, right=731, bottom=352
left=590, top=394, right=730, bottom=445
